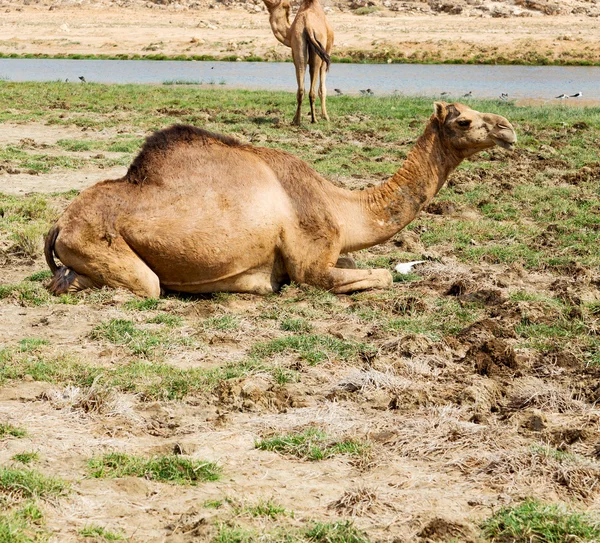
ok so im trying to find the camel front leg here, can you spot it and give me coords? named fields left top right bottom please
left=318, top=61, right=329, bottom=122
left=324, top=267, right=393, bottom=294
left=295, top=263, right=392, bottom=294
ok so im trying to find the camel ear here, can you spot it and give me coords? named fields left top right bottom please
left=433, top=102, right=448, bottom=123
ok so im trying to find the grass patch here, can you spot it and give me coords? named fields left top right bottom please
left=24, top=270, right=52, bottom=282
left=146, top=313, right=183, bottom=327
left=213, top=520, right=369, bottom=543
left=87, top=453, right=221, bottom=485
left=79, top=524, right=125, bottom=540
left=0, top=467, right=68, bottom=501
left=90, top=318, right=192, bottom=357
left=0, top=423, right=26, bottom=439
left=481, top=499, right=600, bottom=542
left=255, top=428, right=370, bottom=461
left=251, top=334, right=375, bottom=366
left=123, top=298, right=161, bottom=311
left=0, top=502, right=46, bottom=543
left=0, top=347, right=285, bottom=400
left=11, top=453, right=39, bottom=465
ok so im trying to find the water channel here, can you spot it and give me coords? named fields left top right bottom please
left=1, top=58, right=599, bottom=101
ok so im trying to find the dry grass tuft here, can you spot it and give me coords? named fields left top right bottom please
left=336, top=367, right=410, bottom=393
left=44, top=376, right=135, bottom=417
left=329, top=486, right=395, bottom=517
left=390, top=406, right=511, bottom=461
left=455, top=445, right=600, bottom=499
left=507, top=377, right=587, bottom=413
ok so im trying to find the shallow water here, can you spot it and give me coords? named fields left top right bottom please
left=0, top=58, right=598, bottom=101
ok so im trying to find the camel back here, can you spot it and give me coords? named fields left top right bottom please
left=126, top=124, right=244, bottom=185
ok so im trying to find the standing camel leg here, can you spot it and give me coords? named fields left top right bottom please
left=318, top=61, right=329, bottom=121
left=292, top=42, right=308, bottom=126
left=308, top=57, right=320, bottom=123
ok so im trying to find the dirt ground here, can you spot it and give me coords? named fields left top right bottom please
left=1, top=104, right=599, bottom=542
left=2, top=2, right=600, bottom=64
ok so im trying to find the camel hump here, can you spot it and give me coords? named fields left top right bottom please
left=126, top=124, right=244, bottom=185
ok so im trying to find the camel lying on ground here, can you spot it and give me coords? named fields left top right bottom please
left=263, top=0, right=333, bottom=124
left=45, top=102, right=516, bottom=298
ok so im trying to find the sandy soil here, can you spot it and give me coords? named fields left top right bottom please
left=1, top=4, right=600, bottom=63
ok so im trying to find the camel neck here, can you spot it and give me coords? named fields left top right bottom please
left=268, top=11, right=291, bottom=47
left=336, top=119, right=462, bottom=252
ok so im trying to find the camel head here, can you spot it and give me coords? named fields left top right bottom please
left=263, top=0, right=291, bottom=17
left=433, top=102, right=516, bottom=157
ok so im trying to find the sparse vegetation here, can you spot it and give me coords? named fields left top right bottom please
left=481, top=499, right=600, bottom=542
left=87, top=453, right=221, bottom=484
left=255, top=429, right=370, bottom=461
left=79, top=524, right=125, bottom=540
left=11, top=452, right=39, bottom=465
left=0, top=423, right=26, bottom=439
left=0, top=467, right=68, bottom=500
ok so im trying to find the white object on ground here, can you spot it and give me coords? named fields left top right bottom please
left=394, top=260, right=427, bottom=274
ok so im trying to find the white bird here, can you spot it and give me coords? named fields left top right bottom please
left=499, top=93, right=509, bottom=101
left=394, top=260, right=426, bottom=274
left=555, top=93, right=568, bottom=99
left=570, top=91, right=582, bottom=98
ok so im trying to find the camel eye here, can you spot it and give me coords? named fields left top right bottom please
left=457, top=119, right=471, bottom=128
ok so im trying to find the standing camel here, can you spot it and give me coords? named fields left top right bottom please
left=44, top=103, right=516, bottom=298
left=263, top=0, right=333, bottom=125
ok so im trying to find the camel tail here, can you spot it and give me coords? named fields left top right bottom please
left=305, top=29, right=330, bottom=71
left=44, top=225, right=60, bottom=274
left=44, top=225, right=77, bottom=295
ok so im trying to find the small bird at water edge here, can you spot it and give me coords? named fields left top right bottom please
left=79, top=76, right=87, bottom=83
left=334, top=88, right=343, bottom=95
left=359, top=88, right=374, bottom=96
left=570, top=91, right=582, bottom=98
left=555, top=93, right=568, bottom=99
left=499, top=93, right=509, bottom=101
left=440, top=91, right=449, bottom=97
left=394, top=260, right=427, bottom=275
left=462, top=91, right=472, bottom=98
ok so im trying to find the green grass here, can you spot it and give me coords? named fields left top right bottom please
left=0, top=347, right=284, bottom=400
left=251, top=334, right=375, bottom=366
left=90, top=318, right=193, bottom=357
left=0, top=502, right=46, bottom=543
left=280, top=318, right=313, bottom=333
left=481, top=499, right=600, bottom=542
left=0, top=467, right=68, bottom=500
left=255, top=429, right=370, bottom=461
left=123, top=298, right=161, bottom=311
left=11, top=453, right=39, bottom=465
left=202, top=315, right=240, bottom=331
left=78, top=525, right=125, bottom=540
left=24, top=270, right=52, bottom=282
left=87, top=453, right=221, bottom=485
left=0, top=423, right=27, bottom=439
left=213, top=520, right=369, bottom=543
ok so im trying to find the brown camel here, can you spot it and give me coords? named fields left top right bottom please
left=45, top=102, right=516, bottom=298
left=263, top=0, right=333, bottom=125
